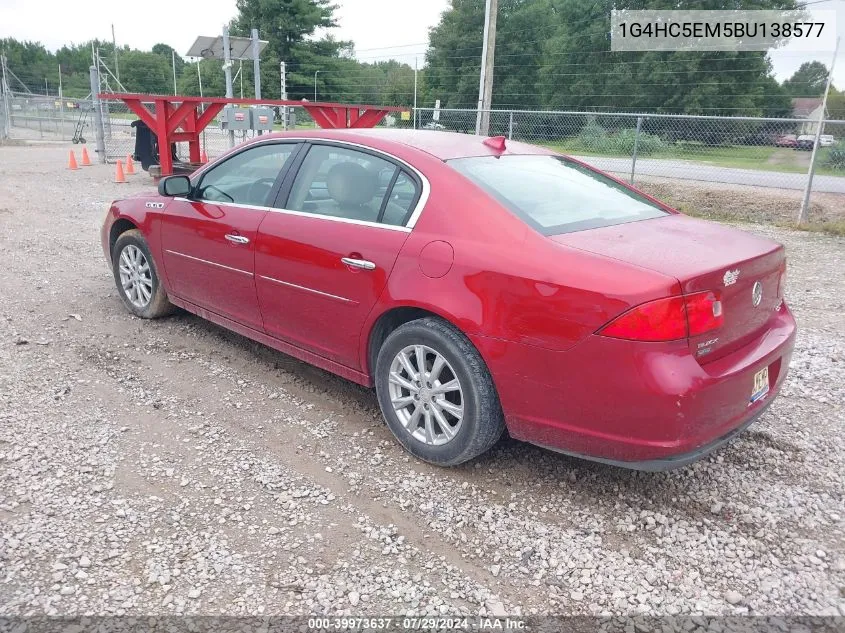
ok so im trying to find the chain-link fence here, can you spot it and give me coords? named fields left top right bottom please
left=415, top=108, right=845, bottom=194
left=3, top=83, right=844, bottom=199
left=1, top=92, right=92, bottom=142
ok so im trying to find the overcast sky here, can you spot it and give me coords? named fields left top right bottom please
left=0, top=0, right=842, bottom=88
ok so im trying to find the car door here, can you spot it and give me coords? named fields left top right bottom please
left=254, top=142, right=423, bottom=369
left=160, top=142, right=300, bottom=331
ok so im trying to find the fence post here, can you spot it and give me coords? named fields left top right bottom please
left=0, top=54, right=10, bottom=140
left=89, top=65, right=106, bottom=164
left=630, top=116, right=643, bottom=184
left=799, top=36, right=840, bottom=225
left=508, top=110, right=514, bottom=140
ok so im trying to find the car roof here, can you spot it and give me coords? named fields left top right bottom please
left=257, top=128, right=557, bottom=161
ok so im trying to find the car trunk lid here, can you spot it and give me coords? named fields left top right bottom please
left=551, top=215, right=785, bottom=361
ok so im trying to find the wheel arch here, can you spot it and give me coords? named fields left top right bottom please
left=108, top=217, right=139, bottom=261
left=363, top=303, right=486, bottom=383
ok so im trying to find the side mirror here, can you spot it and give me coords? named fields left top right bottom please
left=158, top=175, right=192, bottom=197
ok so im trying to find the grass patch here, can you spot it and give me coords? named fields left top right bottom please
left=636, top=180, right=845, bottom=238
left=543, top=139, right=845, bottom=177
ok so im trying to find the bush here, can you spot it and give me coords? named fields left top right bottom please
left=611, top=128, right=667, bottom=156
left=823, top=147, right=845, bottom=170
left=578, top=119, right=608, bottom=151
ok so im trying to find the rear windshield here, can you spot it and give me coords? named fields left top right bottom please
left=449, top=155, right=668, bottom=235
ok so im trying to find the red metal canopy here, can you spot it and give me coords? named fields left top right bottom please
left=98, top=93, right=404, bottom=176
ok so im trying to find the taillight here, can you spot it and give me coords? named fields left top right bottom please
left=598, top=296, right=687, bottom=342
left=685, top=290, right=723, bottom=336
left=598, top=291, right=723, bottom=342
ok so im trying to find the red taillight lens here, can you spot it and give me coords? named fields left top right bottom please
left=598, top=296, right=688, bottom=342
left=685, top=290, right=724, bottom=336
left=598, top=291, right=723, bottom=342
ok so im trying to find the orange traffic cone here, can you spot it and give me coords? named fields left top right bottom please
left=68, top=150, right=79, bottom=170
left=201, top=150, right=208, bottom=164
left=125, top=155, right=135, bottom=175
left=114, top=160, right=126, bottom=184
left=80, top=147, right=92, bottom=166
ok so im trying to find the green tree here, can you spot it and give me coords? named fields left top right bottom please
left=152, top=43, right=185, bottom=76
left=230, top=0, right=352, bottom=101
left=424, top=0, right=800, bottom=115
left=782, top=61, right=829, bottom=97
left=118, top=51, right=172, bottom=94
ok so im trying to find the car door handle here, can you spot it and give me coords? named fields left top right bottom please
left=341, top=257, right=376, bottom=271
left=225, top=234, right=250, bottom=245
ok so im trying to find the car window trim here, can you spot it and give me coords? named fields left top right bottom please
left=191, top=141, right=305, bottom=208
left=271, top=139, right=425, bottom=229
left=376, top=166, right=401, bottom=224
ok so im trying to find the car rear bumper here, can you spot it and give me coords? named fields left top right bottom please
left=472, top=302, right=796, bottom=470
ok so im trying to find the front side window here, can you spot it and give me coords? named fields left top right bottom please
left=449, top=155, right=668, bottom=235
left=285, top=144, right=419, bottom=226
left=196, top=143, right=296, bottom=206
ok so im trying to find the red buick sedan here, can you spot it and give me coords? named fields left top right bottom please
left=101, top=129, right=796, bottom=470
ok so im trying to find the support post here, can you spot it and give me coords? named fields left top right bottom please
left=508, top=110, right=514, bottom=140
left=251, top=28, right=262, bottom=135
left=413, top=56, right=418, bottom=130
left=475, top=0, right=498, bottom=136
left=58, top=63, right=65, bottom=140
left=89, top=65, right=106, bottom=163
left=799, top=35, right=840, bottom=225
left=631, top=116, right=643, bottom=185
left=1, top=55, right=12, bottom=139
left=197, top=61, right=207, bottom=157
left=280, top=61, right=288, bottom=130
left=222, top=25, right=235, bottom=148
left=172, top=50, right=178, bottom=95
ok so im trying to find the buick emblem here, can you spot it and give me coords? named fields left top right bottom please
left=752, top=281, right=763, bottom=307
left=723, top=269, right=740, bottom=286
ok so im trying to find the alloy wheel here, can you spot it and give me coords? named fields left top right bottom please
left=388, top=344, right=464, bottom=446
left=118, top=244, right=153, bottom=309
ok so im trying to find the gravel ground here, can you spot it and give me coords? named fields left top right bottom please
left=1, top=143, right=843, bottom=618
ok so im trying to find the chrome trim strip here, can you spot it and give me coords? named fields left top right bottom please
left=258, top=274, right=357, bottom=304
left=178, top=137, right=431, bottom=229
left=267, top=207, right=412, bottom=232
left=164, top=250, right=253, bottom=277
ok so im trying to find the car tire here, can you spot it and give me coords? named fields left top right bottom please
left=112, top=229, right=174, bottom=319
left=375, top=317, right=505, bottom=466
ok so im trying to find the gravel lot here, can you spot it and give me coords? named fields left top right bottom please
left=1, top=143, right=843, bottom=619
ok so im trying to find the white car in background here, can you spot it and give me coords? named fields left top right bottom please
left=819, top=134, right=836, bottom=147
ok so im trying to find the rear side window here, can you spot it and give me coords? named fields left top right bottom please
left=449, top=155, right=667, bottom=235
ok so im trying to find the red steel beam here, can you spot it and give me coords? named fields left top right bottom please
left=98, top=93, right=405, bottom=176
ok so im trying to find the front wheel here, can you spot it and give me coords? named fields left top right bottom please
left=375, top=317, right=505, bottom=466
left=112, top=229, right=174, bottom=319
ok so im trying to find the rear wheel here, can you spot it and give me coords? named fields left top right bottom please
left=375, top=317, right=505, bottom=466
left=112, top=229, right=173, bottom=319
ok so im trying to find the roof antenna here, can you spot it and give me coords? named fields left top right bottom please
left=483, top=136, right=506, bottom=152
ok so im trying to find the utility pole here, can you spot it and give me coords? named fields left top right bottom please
left=280, top=61, right=288, bottom=130
left=475, top=0, right=498, bottom=136
left=111, top=24, right=119, bottom=82
left=222, top=25, right=235, bottom=148
left=413, top=56, right=418, bottom=130
left=799, top=35, right=840, bottom=225
left=171, top=49, right=178, bottom=94
left=314, top=70, right=321, bottom=101
left=251, top=28, right=262, bottom=101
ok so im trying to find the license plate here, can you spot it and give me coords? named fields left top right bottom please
left=750, top=366, right=770, bottom=404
